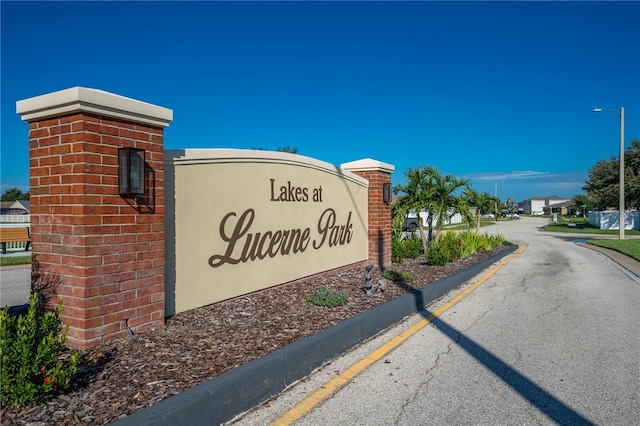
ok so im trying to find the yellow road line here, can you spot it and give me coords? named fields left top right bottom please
left=270, top=244, right=527, bottom=426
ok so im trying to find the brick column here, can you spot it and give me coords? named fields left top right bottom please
left=341, top=159, right=395, bottom=269
left=17, top=87, right=173, bottom=349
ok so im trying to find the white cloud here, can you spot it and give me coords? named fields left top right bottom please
left=464, top=171, right=551, bottom=181
left=463, top=170, right=589, bottom=201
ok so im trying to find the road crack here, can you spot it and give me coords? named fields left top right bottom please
left=395, top=329, right=461, bottom=424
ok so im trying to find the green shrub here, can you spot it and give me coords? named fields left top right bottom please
left=426, top=241, right=452, bottom=266
left=482, top=232, right=506, bottom=250
left=391, top=234, right=406, bottom=263
left=459, top=231, right=483, bottom=257
left=391, top=234, right=422, bottom=263
left=438, top=231, right=462, bottom=260
left=0, top=293, right=78, bottom=407
left=403, top=236, right=422, bottom=259
left=382, top=269, right=415, bottom=283
left=307, top=287, right=349, bottom=308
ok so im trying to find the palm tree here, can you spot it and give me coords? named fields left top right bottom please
left=463, top=188, right=496, bottom=232
left=394, top=166, right=469, bottom=250
left=423, top=166, right=469, bottom=243
left=393, top=166, right=432, bottom=253
left=457, top=194, right=476, bottom=230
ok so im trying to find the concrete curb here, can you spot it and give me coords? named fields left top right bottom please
left=0, top=264, right=31, bottom=271
left=111, top=245, right=519, bottom=426
left=574, top=242, right=640, bottom=277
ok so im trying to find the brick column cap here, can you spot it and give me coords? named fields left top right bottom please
left=341, top=158, right=395, bottom=174
left=16, top=86, right=173, bottom=127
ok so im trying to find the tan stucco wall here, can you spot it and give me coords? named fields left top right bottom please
left=165, top=149, right=369, bottom=314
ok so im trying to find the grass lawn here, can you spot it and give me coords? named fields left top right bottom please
left=0, top=255, right=31, bottom=267
left=443, top=219, right=496, bottom=231
left=545, top=219, right=640, bottom=235
left=587, top=239, right=640, bottom=261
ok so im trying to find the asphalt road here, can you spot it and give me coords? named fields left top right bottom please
left=0, top=264, right=31, bottom=308
left=232, top=217, right=640, bottom=425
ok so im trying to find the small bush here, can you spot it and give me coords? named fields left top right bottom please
left=391, top=234, right=422, bottom=263
left=438, top=231, right=462, bottom=261
left=0, top=293, right=78, bottom=407
left=426, top=242, right=452, bottom=266
left=482, top=232, right=506, bottom=250
left=391, top=234, right=406, bottom=263
left=459, top=231, right=484, bottom=257
left=403, top=236, right=422, bottom=259
left=307, top=287, right=349, bottom=308
left=382, top=269, right=415, bottom=283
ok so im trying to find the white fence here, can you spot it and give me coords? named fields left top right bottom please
left=407, top=210, right=463, bottom=227
left=2, top=241, right=30, bottom=251
left=588, top=210, right=640, bottom=230
left=0, top=214, right=31, bottom=223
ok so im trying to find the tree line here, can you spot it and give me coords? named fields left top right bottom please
left=1, top=188, right=29, bottom=202
left=579, top=139, right=639, bottom=211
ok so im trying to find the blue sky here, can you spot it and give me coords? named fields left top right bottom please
left=2, top=1, right=639, bottom=203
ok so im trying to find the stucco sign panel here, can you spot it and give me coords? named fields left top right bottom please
left=165, top=149, right=369, bottom=314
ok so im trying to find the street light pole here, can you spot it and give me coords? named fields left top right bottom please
left=619, top=107, right=625, bottom=240
left=593, top=106, right=625, bottom=239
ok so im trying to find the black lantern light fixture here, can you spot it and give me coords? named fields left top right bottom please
left=119, top=147, right=145, bottom=198
left=383, top=182, right=392, bottom=204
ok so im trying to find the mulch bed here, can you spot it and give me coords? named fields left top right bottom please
left=1, top=246, right=506, bottom=425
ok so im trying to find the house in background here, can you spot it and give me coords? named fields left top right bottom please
left=0, top=202, right=13, bottom=214
left=521, top=196, right=569, bottom=215
left=0, top=201, right=30, bottom=221
left=8, top=200, right=30, bottom=214
left=2, top=200, right=31, bottom=215
left=543, top=200, right=578, bottom=216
